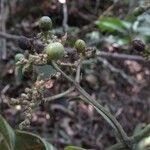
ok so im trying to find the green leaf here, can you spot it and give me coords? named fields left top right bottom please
left=34, top=64, right=57, bottom=80
left=0, top=115, right=15, bottom=150
left=0, top=133, right=11, bottom=150
left=0, top=116, right=55, bottom=150
left=64, top=146, right=87, bottom=150
left=97, top=17, right=129, bottom=34
left=15, top=130, right=55, bottom=150
left=40, top=138, right=55, bottom=150
left=104, top=35, right=130, bottom=46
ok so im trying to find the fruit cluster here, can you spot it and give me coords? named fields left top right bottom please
left=15, top=16, right=86, bottom=62
left=13, top=16, right=87, bottom=129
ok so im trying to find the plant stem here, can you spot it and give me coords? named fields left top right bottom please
left=62, top=2, right=68, bottom=32
left=105, top=143, right=125, bottom=150
left=75, top=57, right=83, bottom=83
left=44, top=87, right=75, bottom=102
left=133, top=124, right=150, bottom=143
left=45, top=59, right=83, bottom=102
left=51, top=61, right=130, bottom=148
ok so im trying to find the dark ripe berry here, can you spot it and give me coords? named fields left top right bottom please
left=39, top=16, right=52, bottom=31
left=74, top=39, right=86, bottom=53
left=15, top=53, right=24, bottom=62
left=33, top=42, right=44, bottom=54
left=65, top=48, right=79, bottom=62
left=18, top=36, right=32, bottom=50
left=45, top=42, right=65, bottom=60
left=131, top=39, right=145, bottom=52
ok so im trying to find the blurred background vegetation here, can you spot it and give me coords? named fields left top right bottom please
left=0, top=0, right=150, bottom=149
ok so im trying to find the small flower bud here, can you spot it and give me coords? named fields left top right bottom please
left=29, top=102, right=35, bottom=108
left=25, top=88, right=31, bottom=93
left=26, top=114, right=32, bottom=120
left=21, top=93, right=29, bottom=99
left=74, top=39, right=86, bottom=53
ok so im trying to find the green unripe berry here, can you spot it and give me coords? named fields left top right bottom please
left=45, top=42, right=65, bottom=60
left=39, top=16, right=52, bottom=31
left=74, top=39, right=86, bottom=53
left=132, top=6, right=145, bottom=17
left=15, top=53, right=24, bottom=62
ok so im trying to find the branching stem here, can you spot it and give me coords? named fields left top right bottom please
left=51, top=61, right=131, bottom=149
left=44, top=87, right=75, bottom=102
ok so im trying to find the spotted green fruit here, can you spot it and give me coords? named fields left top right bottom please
left=45, top=42, right=65, bottom=60
left=132, top=6, right=145, bottom=17
left=15, top=53, right=24, bottom=62
left=74, top=39, right=86, bottom=53
left=39, top=16, right=52, bottom=31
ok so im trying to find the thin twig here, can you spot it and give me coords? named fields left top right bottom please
left=62, top=2, right=68, bottom=32
left=0, top=31, right=19, bottom=40
left=44, top=86, right=75, bottom=102
left=105, top=143, right=126, bottom=150
left=59, top=62, right=76, bottom=67
left=97, top=52, right=149, bottom=66
left=75, top=57, right=83, bottom=83
left=0, top=0, right=8, bottom=59
left=97, top=57, right=139, bottom=85
left=0, top=84, right=10, bottom=116
left=94, top=0, right=100, bottom=12
left=75, top=63, right=81, bottom=83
